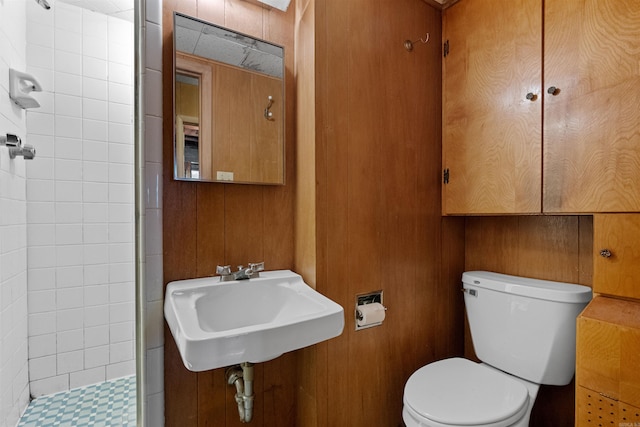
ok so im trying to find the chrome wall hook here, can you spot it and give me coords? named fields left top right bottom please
left=404, top=33, right=430, bottom=52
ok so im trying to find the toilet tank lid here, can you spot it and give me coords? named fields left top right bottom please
left=462, top=271, right=592, bottom=303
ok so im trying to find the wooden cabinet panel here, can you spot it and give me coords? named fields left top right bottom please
left=593, top=214, right=640, bottom=299
left=543, top=1, right=640, bottom=213
left=443, top=0, right=640, bottom=215
left=442, top=0, right=542, bottom=214
left=576, top=297, right=640, bottom=409
left=576, top=386, right=640, bottom=426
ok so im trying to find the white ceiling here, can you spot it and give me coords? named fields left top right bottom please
left=58, top=0, right=134, bottom=22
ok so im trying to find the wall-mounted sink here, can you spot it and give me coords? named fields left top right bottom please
left=164, top=270, right=345, bottom=371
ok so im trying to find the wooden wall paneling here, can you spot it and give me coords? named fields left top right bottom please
left=578, top=215, right=594, bottom=285
left=464, top=215, right=594, bottom=427
left=163, top=0, right=200, bottom=425
left=438, top=217, right=465, bottom=359
left=163, top=0, right=296, bottom=426
left=196, top=0, right=224, bottom=24
left=342, top=0, right=384, bottom=424
left=516, top=216, right=581, bottom=282
left=313, top=0, right=451, bottom=425
left=293, top=0, right=321, bottom=425
left=223, top=185, right=265, bottom=266
left=195, top=185, right=225, bottom=277
left=261, top=353, right=297, bottom=427
left=196, top=369, right=226, bottom=427
left=295, top=347, right=318, bottom=427
left=464, top=216, right=520, bottom=274
left=465, top=216, right=592, bottom=285
left=315, top=0, right=351, bottom=424
left=165, top=336, right=199, bottom=426
left=223, top=0, right=265, bottom=39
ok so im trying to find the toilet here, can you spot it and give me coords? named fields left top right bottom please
left=403, top=271, right=592, bottom=427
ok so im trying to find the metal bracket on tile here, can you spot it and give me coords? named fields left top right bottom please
left=1, top=133, right=36, bottom=159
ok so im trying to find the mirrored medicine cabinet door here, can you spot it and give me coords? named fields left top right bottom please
left=173, top=12, right=285, bottom=184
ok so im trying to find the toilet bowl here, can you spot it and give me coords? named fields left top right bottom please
left=403, top=358, right=538, bottom=427
left=402, top=271, right=592, bottom=427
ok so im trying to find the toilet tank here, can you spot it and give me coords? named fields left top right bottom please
left=463, top=271, right=592, bottom=386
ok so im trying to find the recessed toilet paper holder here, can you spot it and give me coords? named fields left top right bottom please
left=355, top=290, right=386, bottom=331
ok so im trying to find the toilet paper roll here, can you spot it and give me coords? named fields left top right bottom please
left=356, top=303, right=386, bottom=327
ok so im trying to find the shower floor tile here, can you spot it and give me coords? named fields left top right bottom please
left=18, top=376, right=136, bottom=427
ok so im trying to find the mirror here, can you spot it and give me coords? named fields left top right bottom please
left=173, top=12, right=285, bottom=184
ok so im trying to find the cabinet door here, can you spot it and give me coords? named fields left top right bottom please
left=442, top=0, right=542, bottom=215
left=593, top=214, right=640, bottom=299
left=543, top=1, right=640, bottom=213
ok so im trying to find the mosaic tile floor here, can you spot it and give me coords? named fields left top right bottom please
left=18, top=376, right=136, bottom=427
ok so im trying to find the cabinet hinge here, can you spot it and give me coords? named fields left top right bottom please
left=443, top=168, right=450, bottom=184
left=443, top=40, right=449, bottom=57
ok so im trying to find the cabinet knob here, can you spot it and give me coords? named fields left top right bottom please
left=599, top=249, right=612, bottom=258
left=525, top=92, right=537, bottom=101
left=547, top=86, right=560, bottom=96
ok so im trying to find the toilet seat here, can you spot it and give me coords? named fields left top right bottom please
left=403, top=358, right=529, bottom=427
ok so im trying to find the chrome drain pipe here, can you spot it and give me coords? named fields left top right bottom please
left=226, top=362, right=255, bottom=423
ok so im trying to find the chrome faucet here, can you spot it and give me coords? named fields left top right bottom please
left=216, top=262, right=265, bottom=281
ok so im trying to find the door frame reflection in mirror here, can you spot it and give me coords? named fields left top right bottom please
left=173, top=12, right=285, bottom=185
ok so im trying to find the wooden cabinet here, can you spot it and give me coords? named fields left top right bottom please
left=576, top=297, right=640, bottom=425
left=593, top=214, right=640, bottom=300
left=543, top=1, right=640, bottom=213
left=442, top=0, right=542, bottom=215
left=576, top=386, right=640, bottom=426
left=443, top=0, right=640, bottom=215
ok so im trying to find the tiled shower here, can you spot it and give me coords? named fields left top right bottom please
left=0, top=0, right=143, bottom=425
left=25, top=0, right=135, bottom=398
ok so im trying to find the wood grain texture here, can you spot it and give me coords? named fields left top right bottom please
left=576, top=385, right=640, bottom=426
left=298, top=0, right=464, bottom=426
left=577, top=297, right=640, bottom=410
left=162, top=1, right=295, bottom=426
left=593, top=214, right=640, bottom=300
left=442, top=0, right=542, bottom=214
left=464, top=215, right=593, bottom=427
left=543, top=0, right=640, bottom=213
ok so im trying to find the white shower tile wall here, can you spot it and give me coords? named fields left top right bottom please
left=144, top=0, right=166, bottom=424
left=0, top=0, right=31, bottom=426
left=25, top=0, right=135, bottom=398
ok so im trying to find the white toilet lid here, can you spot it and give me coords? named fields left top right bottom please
left=404, top=358, right=529, bottom=426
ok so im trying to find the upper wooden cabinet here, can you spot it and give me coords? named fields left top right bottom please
left=443, top=0, right=640, bottom=215
left=543, top=1, right=640, bottom=213
left=442, top=0, right=542, bottom=215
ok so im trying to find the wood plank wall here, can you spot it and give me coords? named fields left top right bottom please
left=295, top=1, right=465, bottom=426
left=464, top=215, right=594, bottom=427
left=162, top=1, right=296, bottom=425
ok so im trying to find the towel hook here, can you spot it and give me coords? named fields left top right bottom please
left=404, top=33, right=430, bottom=52
left=264, top=96, right=275, bottom=121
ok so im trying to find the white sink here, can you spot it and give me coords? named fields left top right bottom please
left=164, top=270, right=344, bottom=371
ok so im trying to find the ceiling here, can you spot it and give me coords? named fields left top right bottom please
left=57, top=0, right=134, bottom=21
left=55, top=0, right=452, bottom=24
